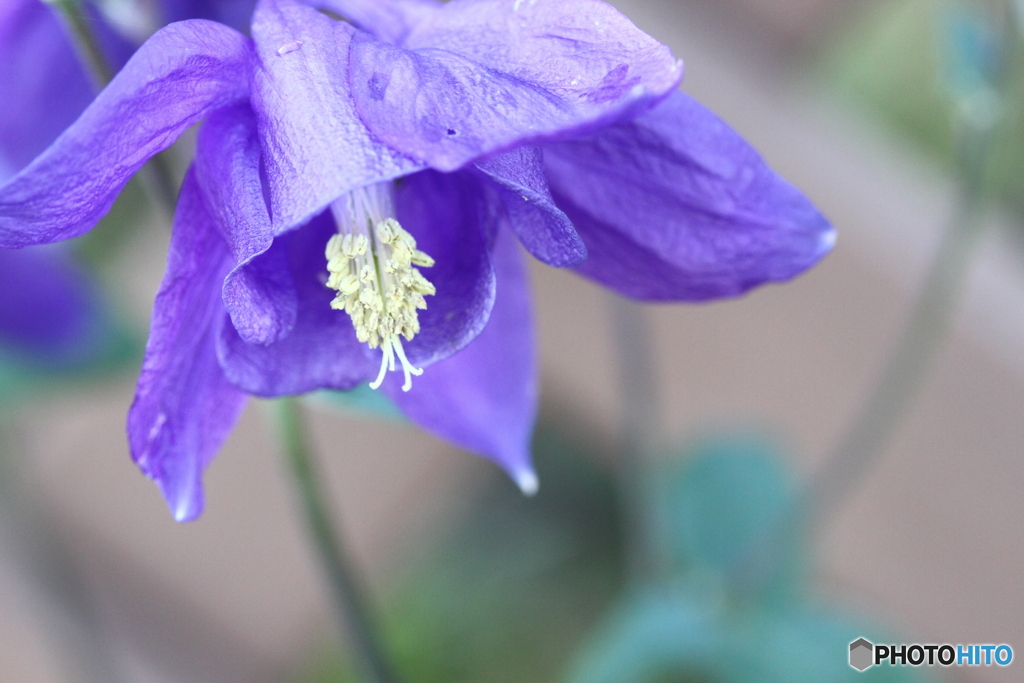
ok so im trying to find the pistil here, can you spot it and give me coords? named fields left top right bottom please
left=326, top=183, right=435, bottom=392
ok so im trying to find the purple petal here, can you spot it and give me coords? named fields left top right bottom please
left=195, top=103, right=297, bottom=345
left=0, top=0, right=139, bottom=178
left=349, top=0, right=683, bottom=171
left=475, top=147, right=585, bottom=267
left=544, top=91, right=836, bottom=300
left=128, top=169, right=248, bottom=523
left=217, top=169, right=498, bottom=394
left=0, top=20, right=251, bottom=248
left=304, top=0, right=438, bottom=44
left=216, top=211, right=378, bottom=395
left=0, top=246, right=104, bottom=363
left=250, top=0, right=423, bottom=232
left=396, top=169, right=496, bottom=367
left=385, top=225, right=537, bottom=490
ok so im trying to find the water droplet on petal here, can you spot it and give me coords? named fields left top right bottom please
left=277, top=41, right=302, bottom=56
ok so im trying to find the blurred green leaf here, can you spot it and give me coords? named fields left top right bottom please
left=567, top=430, right=935, bottom=683
left=565, top=588, right=934, bottom=683
left=656, top=434, right=799, bottom=602
left=825, top=0, right=1024, bottom=207
left=723, top=608, right=931, bottom=683
left=826, top=0, right=954, bottom=160
left=564, top=588, right=721, bottom=683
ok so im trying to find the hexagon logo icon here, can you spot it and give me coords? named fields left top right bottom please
left=850, top=638, right=874, bottom=671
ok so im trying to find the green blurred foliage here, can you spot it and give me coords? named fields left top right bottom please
left=826, top=0, right=1024, bottom=206
left=567, top=589, right=930, bottom=683
left=289, top=426, right=937, bottom=683
left=565, top=435, right=933, bottom=683
left=290, top=416, right=628, bottom=683
left=654, top=435, right=801, bottom=606
left=827, top=0, right=956, bottom=160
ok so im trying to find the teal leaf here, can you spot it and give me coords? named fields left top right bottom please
left=564, top=587, right=721, bottom=683
left=656, top=433, right=799, bottom=600
left=722, top=608, right=934, bottom=683
left=566, top=591, right=936, bottom=683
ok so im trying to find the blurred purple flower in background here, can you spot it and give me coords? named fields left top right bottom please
left=0, top=0, right=255, bottom=174
left=0, top=247, right=106, bottom=364
left=0, top=0, right=834, bottom=521
left=0, top=0, right=255, bottom=366
left=0, top=0, right=118, bottom=365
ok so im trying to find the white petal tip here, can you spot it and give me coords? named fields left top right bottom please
left=818, top=227, right=838, bottom=255
left=172, top=500, right=198, bottom=523
left=514, top=469, right=539, bottom=496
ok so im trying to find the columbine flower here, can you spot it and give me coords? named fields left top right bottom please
left=0, top=0, right=254, bottom=363
left=0, top=0, right=834, bottom=521
left=0, top=0, right=255, bottom=178
left=0, top=0, right=128, bottom=367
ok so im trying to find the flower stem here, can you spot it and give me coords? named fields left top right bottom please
left=733, top=0, right=1017, bottom=594
left=43, top=0, right=178, bottom=217
left=43, top=0, right=113, bottom=88
left=731, top=128, right=993, bottom=593
left=608, top=294, right=664, bottom=582
left=273, top=398, right=402, bottom=683
left=803, top=151, right=988, bottom=532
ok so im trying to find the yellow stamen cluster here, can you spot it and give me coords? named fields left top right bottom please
left=325, top=189, right=436, bottom=392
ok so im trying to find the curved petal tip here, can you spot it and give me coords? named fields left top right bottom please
left=171, top=499, right=203, bottom=524
left=818, top=224, right=838, bottom=256
left=156, top=474, right=204, bottom=523
left=514, top=467, right=539, bottom=496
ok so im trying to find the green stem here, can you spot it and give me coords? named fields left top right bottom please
left=43, top=0, right=178, bottom=217
left=802, top=158, right=987, bottom=531
left=801, top=36, right=1007, bottom=528
left=273, top=399, right=402, bottom=683
left=43, top=0, right=113, bottom=88
left=732, top=123, right=996, bottom=594
left=608, top=294, right=663, bottom=582
left=136, top=153, right=179, bottom=218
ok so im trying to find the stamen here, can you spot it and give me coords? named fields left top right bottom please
left=326, top=183, right=435, bottom=392
left=392, top=336, right=423, bottom=391
left=368, top=340, right=393, bottom=390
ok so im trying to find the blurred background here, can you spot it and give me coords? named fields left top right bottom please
left=2, top=0, right=1024, bottom=681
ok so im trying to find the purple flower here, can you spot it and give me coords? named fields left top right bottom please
left=0, top=0, right=254, bottom=175
left=0, top=246, right=107, bottom=365
left=0, top=0, right=834, bottom=521
left=0, top=0, right=121, bottom=365
left=0, top=0, right=255, bottom=366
